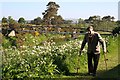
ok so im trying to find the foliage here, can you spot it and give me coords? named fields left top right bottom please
left=112, top=21, right=120, bottom=35
left=102, top=15, right=115, bottom=21
left=2, top=34, right=87, bottom=79
left=2, top=33, right=119, bottom=79
left=2, top=45, right=57, bottom=79
left=18, top=17, right=26, bottom=24
left=95, top=35, right=119, bottom=78
left=1, top=15, right=117, bottom=34
left=9, top=22, right=20, bottom=30
left=15, top=33, right=48, bottom=48
left=112, top=26, right=120, bottom=35
left=63, top=20, right=73, bottom=25
left=116, top=20, right=120, bottom=27
left=7, top=16, right=20, bottom=30
left=8, top=16, right=16, bottom=24
left=2, top=36, right=17, bottom=48
left=31, top=17, right=42, bottom=25
left=42, top=1, right=63, bottom=25
left=83, top=15, right=116, bottom=31
left=2, top=17, right=8, bottom=23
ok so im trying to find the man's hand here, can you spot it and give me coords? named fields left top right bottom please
left=103, top=49, right=107, bottom=54
left=103, top=51, right=108, bottom=61
left=79, top=50, right=82, bottom=56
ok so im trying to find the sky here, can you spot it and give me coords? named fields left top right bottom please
left=0, top=0, right=119, bottom=20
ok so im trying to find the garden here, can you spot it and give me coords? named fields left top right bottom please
left=1, top=32, right=119, bottom=79
left=1, top=1, right=120, bottom=79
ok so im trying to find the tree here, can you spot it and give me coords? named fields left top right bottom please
left=111, top=16, right=115, bottom=21
left=116, top=20, right=120, bottom=27
left=42, top=1, right=60, bottom=25
left=87, top=15, right=101, bottom=30
left=102, top=15, right=114, bottom=21
left=78, top=18, right=85, bottom=28
left=8, top=16, right=16, bottom=24
left=2, top=17, right=8, bottom=28
left=8, top=16, right=19, bottom=30
left=112, top=20, right=120, bottom=35
left=54, top=15, right=63, bottom=25
left=112, top=26, right=120, bottom=35
left=101, top=16, right=116, bottom=31
left=63, top=20, right=73, bottom=24
left=33, top=17, right=42, bottom=25
left=88, top=16, right=100, bottom=23
left=2, top=17, right=8, bottom=23
left=18, top=17, right=26, bottom=24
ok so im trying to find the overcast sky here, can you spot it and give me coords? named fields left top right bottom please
left=0, top=0, right=119, bottom=20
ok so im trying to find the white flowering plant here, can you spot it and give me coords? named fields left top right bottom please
left=2, top=33, right=88, bottom=79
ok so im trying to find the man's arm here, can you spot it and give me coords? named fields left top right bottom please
left=79, top=34, right=87, bottom=55
left=98, top=33, right=107, bottom=53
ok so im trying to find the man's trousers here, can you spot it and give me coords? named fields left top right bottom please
left=87, top=52, right=100, bottom=74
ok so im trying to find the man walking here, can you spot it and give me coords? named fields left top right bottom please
left=79, top=25, right=106, bottom=76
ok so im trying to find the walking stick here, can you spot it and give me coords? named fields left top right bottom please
left=103, top=53, right=108, bottom=70
left=76, top=56, right=80, bottom=73
left=103, top=37, right=109, bottom=70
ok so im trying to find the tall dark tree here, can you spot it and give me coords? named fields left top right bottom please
left=42, top=1, right=62, bottom=25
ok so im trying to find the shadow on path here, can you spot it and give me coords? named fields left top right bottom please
left=65, top=64, right=120, bottom=80
left=92, top=64, right=120, bottom=80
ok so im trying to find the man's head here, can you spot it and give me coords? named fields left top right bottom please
left=87, top=25, right=94, bottom=34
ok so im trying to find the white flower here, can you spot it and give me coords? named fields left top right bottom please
left=31, top=52, right=35, bottom=55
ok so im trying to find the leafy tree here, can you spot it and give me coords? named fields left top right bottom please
left=42, top=1, right=60, bottom=25
left=53, top=15, right=63, bottom=25
left=33, top=17, right=42, bottom=25
left=88, top=16, right=100, bottom=23
left=2, top=17, right=8, bottom=23
left=102, top=15, right=115, bottom=21
left=63, top=20, right=73, bottom=24
left=78, top=18, right=86, bottom=27
left=8, top=16, right=13, bottom=22
left=83, top=15, right=116, bottom=31
left=2, top=17, right=9, bottom=29
left=100, top=16, right=116, bottom=31
left=18, top=17, right=26, bottom=24
left=112, top=20, right=120, bottom=35
left=111, top=16, right=115, bottom=21
left=8, top=16, right=19, bottom=30
left=116, top=20, right=120, bottom=27
left=87, top=16, right=101, bottom=29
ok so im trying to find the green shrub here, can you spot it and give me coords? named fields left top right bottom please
left=2, top=38, right=87, bottom=78
left=2, top=36, right=17, bottom=48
